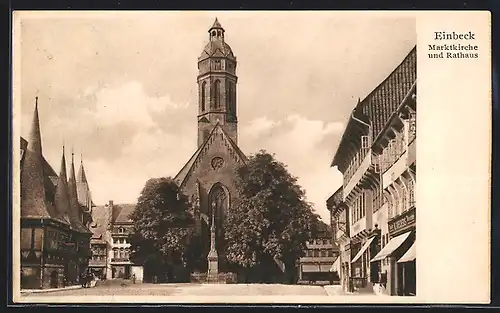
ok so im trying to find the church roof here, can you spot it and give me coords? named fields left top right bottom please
left=210, top=17, right=223, bottom=30
left=199, top=40, right=236, bottom=61
left=174, top=123, right=247, bottom=188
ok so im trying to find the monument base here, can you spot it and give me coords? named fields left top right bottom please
left=190, top=272, right=238, bottom=284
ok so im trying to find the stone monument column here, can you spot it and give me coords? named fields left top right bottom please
left=207, top=205, right=219, bottom=281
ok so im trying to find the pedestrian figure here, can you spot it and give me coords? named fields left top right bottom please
left=132, top=273, right=136, bottom=284
left=80, top=272, right=87, bottom=288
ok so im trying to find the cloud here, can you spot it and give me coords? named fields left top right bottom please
left=240, top=115, right=344, bottom=222
left=18, top=14, right=416, bottom=223
left=30, top=81, right=197, bottom=205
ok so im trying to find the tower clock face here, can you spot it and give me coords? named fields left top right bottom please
left=211, top=157, right=225, bottom=170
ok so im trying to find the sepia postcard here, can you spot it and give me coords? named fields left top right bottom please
left=11, top=10, right=491, bottom=304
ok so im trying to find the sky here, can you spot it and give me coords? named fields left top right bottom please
left=17, top=11, right=416, bottom=222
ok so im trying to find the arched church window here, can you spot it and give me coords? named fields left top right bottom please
left=209, top=184, right=228, bottom=228
left=201, top=81, right=206, bottom=111
left=214, top=80, right=221, bottom=108
left=212, top=30, right=217, bottom=37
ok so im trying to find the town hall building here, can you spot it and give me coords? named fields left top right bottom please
left=174, top=18, right=247, bottom=272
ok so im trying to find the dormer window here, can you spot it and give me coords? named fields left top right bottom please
left=118, top=227, right=125, bottom=234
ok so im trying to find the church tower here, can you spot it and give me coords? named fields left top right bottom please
left=175, top=19, right=247, bottom=272
left=197, top=18, right=238, bottom=147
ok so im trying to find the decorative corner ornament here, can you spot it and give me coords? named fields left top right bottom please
left=211, top=157, right=224, bottom=170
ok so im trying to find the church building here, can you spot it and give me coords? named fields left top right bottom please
left=174, top=18, right=247, bottom=272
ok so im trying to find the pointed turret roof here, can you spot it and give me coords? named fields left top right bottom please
left=76, top=155, right=94, bottom=210
left=54, top=145, right=71, bottom=225
left=20, top=97, right=51, bottom=219
left=68, top=151, right=92, bottom=234
left=210, top=17, right=223, bottom=30
left=77, top=155, right=88, bottom=183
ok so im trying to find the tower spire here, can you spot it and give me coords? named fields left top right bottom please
left=68, top=146, right=91, bottom=234
left=208, top=17, right=225, bottom=41
left=77, top=151, right=88, bottom=183
left=20, top=96, right=51, bottom=218
left=54, top=144, right=71, bottom=225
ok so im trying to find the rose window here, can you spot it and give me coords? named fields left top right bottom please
left=211, top=157, right=224, bottom=170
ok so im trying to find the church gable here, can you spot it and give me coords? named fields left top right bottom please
left=175, top=123, right=246, bottom=190
left=198, top=117, right=210, bottom=123
left=212, top=49, right=226, bottom=58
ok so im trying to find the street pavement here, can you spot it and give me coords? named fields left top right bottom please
left=19, top=280, right=402, bottom=303
left=21, top=281, right=331, bottom=297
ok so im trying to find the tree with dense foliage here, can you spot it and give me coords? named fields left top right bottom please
left=224, top=150, right=320, bottom=283
left=128, top=177, right=200, bottom=282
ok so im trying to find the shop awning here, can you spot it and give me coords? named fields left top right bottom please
left=351, top=236, right=376, bottom=263
left=371, top=231, right=412, bottom=262
left=329, top=256, right=340, bottom=272
left=397, top=242, right=416, bottom=263
left=302, top=263, right=331, bottom=273
left=302, top=264, right=321, bottom=272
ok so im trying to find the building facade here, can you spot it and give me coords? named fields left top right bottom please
left=89, top=201, right=144, bottom=282
left=297, top=222, right=336, bottom=284
left=20, top=98, right=93, bottom=290
left=329, top=46, right=416, bottom=296
left=174, top=18, right=247, bottom=272
left=327, top=186, right=351, bottom=291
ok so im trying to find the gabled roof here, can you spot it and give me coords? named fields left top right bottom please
left=174, top=123, right=247, bottom=188
left=89, top=205, right=110, bottom=240
left=112, top=203, right=136, bottom=224
left=326, top=185, right=343, bottom=209
left=330, top=46, right=416, bottom=169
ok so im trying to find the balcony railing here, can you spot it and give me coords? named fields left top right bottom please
left=111, top=258, right=130, bottom=262
left=344, top=152, right=372, bottom=198
left=344, top=148, right=369, bottom=187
